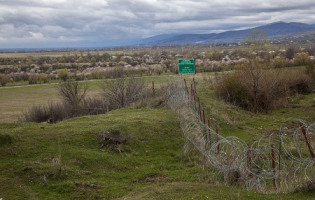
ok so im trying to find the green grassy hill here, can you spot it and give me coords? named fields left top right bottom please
left=1, top=72, right=315, bottom=199
left=1, top=106, right=315, bottom=199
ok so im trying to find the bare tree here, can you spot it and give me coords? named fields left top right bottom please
left=242, top=29, right=273, bottom=113
left=57, top=81, right=89, bottom=115
left=100, top=77, right=146, bottom=110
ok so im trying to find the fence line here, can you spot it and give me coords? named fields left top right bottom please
left=166, top=78, right=315, bottom=193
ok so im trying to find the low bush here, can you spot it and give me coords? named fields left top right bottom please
left=305, top=59, right=315, bottom=80
left=81, top=97, right=108, bottom=115
left=215, top=68, right=314, bottom=113
left=0, top=73, right=10, bottom=86
left=20, top=97, right=110, bottom=123
left=20, top=102, right=69, bottom=123
left=215, top=74, right=250, bottom=109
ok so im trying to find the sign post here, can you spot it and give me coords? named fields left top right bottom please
left=178, top=59, right=195, bottom=74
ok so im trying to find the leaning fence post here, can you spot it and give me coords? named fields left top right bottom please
left=271, top=144, right=277, bottom=191
left=184, top=79, right=188, bottom=94
left=247, top=146, right=252, bottom=178
left=300, top=123, right=315, bottom=162
left=198, top=97, right=202, bottom=119
left=203, top=109, right=207, bottom=142
left=152, top=81, right=155, bottom=96
left=193, top=77, right=197, bottom=98
left=278, top=139, right=282, bottom=188
left=190, top=83, right=193, bottom=103
left=216, top=128, right=220, bottom=154
left=208, top=119, right=211, bottom=148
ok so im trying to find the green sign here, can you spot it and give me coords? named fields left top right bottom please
left=178, top=59, right=195, bottom=74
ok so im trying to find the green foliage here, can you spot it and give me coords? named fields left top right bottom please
left=305, top=59, right=315, bottom=80
left=215, top=74, right=250, bottom=108
left=0, top=73, right=10, bottom=86
left=58, top=57, right=67, bottom=63
left=272, top=56, right=292, bottom=68
left=28, top=74, right=49, bottom=84
left=57, top=69, right=69, bottom=81
left=294, top=52, right=309, bottom=66
left=77, top=56, right=84, bottom=63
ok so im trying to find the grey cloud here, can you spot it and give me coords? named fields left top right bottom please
left=0, top=0, right=314, bottom=48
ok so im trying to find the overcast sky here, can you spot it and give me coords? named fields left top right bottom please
left=0, top=0, right=315, bottom=48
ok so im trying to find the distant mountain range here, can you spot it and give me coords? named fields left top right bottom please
left=1, top=21, right=314, bottom=51
left=137, top=22, right=315, bottom=46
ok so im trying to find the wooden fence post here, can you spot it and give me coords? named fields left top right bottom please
left=216, top=128, right=220, bottom=154
left=300, top=123, right=315, bottom=162
left=152, top=81, right=155, bottom=96
left=208, top=119, right=211, bottom=148
left=271, top=144, right=277, bottom=191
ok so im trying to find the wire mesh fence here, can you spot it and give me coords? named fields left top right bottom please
left=166, top=78, right=315, bottom=193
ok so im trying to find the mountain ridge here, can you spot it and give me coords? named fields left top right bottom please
left=138, top=21, right=315, bottom=46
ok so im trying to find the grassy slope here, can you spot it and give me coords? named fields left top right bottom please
left=1, top=73, right=315, bottom=199
left=0, top=107, right=199, bottom=199
left=1, top=107, right=314, bottom=199
left=190, top=73, right=315, bottom=144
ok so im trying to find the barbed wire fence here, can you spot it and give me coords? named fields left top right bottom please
left=166, top=78, right=315, bottom=193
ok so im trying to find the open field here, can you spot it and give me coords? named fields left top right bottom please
left=0, top=75, right=177, bottom=123
left=0, top=84, right=59, bottom=122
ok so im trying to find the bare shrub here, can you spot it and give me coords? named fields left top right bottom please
left=46, top=101, right=70, bottom=123
left=110, top=66, right=124, bottom=78
left=215, top=30, right=314, bottom=113
left=286, top=72, right=313, bottom=95
left=21, top=104, right=50, bottom=122
left=81, top=97, right=108, bottom=115
left=100, top=77, right=146, bottom=109
left=305, top=59, right=315, bottom=80
left=20, top=101, right=69, bottom=123
left=215, top=68, right=313, bottom=113
left=215, top=74, right=250, bottom=109
left=57, top=81, right=88, bottom=116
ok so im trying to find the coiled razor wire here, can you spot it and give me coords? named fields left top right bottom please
left=166, top=78, right=315, bottom=193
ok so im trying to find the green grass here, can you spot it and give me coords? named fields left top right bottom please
left=0, top=84, right=60, bottom=122
left=1, top=107, right=314, bottom=199
left=0, top=108, right=184, bottom=199
left=191, top=73, right=315, bottom=144
left=1, top=73, right=315, bottom=199
left=118, top=182, right=315, bottom=200
left=0, top=75, right=177, bottom=123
